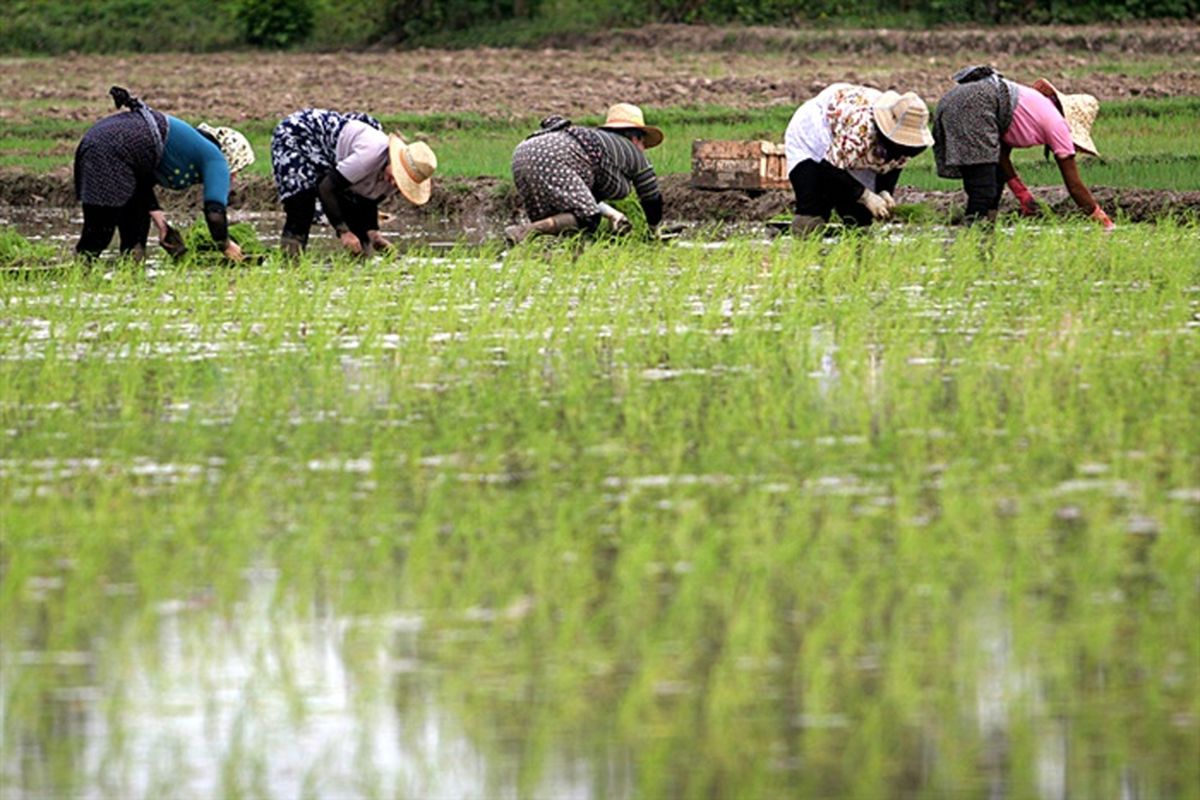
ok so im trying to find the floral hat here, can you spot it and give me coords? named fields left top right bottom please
left=197, top=123, right=256, bottom=172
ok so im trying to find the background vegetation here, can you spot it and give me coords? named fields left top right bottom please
left=2, top=0, right=1196, bottom=54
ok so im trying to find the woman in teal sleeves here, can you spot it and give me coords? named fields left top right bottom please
left=74, top=86, right=255, bottom=261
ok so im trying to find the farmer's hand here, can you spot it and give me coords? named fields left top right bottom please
left=879, top=191, right=897, bottom=212
left=1006, top=177, right=1039, bottom=217
left=858, top=189, right=891, bottom=220
left=150, top=210, right=170, bottom=241
left=366, top=230, right=391, bottom=251
left=160, top=225, right=187, bottom=259
left=223, top=240, right=244, bottom=262
left=654, top=222, right=686, bottom=241
left=609, top=212, right=632, bottom=235
left=596, top=201, right=632, bottom=235
left=1091, top=205, right=1116, bottom=232
left=339, top=230, right=363, bottom=254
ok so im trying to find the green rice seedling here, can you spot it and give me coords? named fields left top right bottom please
left=175, top=220, right=270, bottom=264
left=0, top=225, right=59, bottom=268
left=0, top=222, right=1196, bottom=798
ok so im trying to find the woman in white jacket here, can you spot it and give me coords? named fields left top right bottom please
left=784, top=84, right=933, bottom=235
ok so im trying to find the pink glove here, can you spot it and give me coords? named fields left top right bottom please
left=1006, top=176, right=1038, bottom=217
left=1091, top=205, right=1116, bottom=232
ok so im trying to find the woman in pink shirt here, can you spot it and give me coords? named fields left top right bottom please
left=933, top=66, right=1114, bottom=229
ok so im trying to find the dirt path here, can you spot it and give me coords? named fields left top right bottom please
left=2, top=23, right=1197, bottom=125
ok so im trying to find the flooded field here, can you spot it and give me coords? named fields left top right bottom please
left=2, top=222, right=1198, bottom=798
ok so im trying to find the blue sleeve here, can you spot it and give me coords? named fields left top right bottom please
left=161, top=116, right=231, bottom=206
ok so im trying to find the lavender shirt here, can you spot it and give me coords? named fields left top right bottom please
left=336, top=121, right=394, bottom=199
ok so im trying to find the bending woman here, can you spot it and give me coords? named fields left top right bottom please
left=784, top=83, right=933, bottom=235
left=74, top=86, right=254, bottom=261
left=506, top=103, right=664, bottom=244
left=933, top=66, right=1113, bottom=229
left=271, top=108, right=437, bottom=256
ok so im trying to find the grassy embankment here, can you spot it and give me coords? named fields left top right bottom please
left=1, top=224, right=1197, bottom=796
left=2, top=98, right=1198, bottom=191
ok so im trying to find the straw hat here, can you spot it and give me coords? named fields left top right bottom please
left=197, top=123, right=255, bottom=173
left=873, top=91, right=934, bottom=148
left=1032, top=79, right=1099, bottom=156
left=388, top=135, right=437, bottom=206
left=600, top=103, right=664, bottom=148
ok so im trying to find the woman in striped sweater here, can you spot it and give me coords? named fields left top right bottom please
left=506, top=103, right=665, bottom=244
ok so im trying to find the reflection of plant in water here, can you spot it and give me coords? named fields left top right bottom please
left=2, top=223, right=1197, bottom=797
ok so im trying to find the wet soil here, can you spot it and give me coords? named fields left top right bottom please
left=2, top=23, right=1198, bottom=127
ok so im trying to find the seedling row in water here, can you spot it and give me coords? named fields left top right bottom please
left=1, top=223, right=1197, bottom=798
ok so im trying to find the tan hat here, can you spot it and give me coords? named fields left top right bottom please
left=600, top=103, right=664, bottom=148
left=388, top=134, right=437, bottom=206
left=1032, top=78, right=1099, bottom=156
left=873, top=91, right=934, bottom=149
left=197, top=123, right=255, bottom=173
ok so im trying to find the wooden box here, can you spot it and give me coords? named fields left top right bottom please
left=690, top=140, right=789, bottom=191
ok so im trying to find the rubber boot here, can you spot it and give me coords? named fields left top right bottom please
left=791, top=214, right=825, bottom=236
left=505, top=213, right=579, bottom=245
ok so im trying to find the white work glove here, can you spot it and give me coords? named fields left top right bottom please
left=596, top=202, right=632, bottom=235
left=858, top=189, right=891, bottom=220
left=879, top=191, right=897, bottom=212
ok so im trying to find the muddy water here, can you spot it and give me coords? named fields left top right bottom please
left=1, top=568, right=1097, bottom=799
left=3, top=569, right=631, bottom=799
left=0, top=205, right=491, bottom=260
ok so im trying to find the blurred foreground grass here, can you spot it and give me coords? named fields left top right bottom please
left=1, top=222, right=1197, bottom=797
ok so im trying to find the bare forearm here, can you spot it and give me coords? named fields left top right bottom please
left=1057, top=155, right=1098, bottom=212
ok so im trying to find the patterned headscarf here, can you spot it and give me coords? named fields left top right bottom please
left=197, top=123, right=256, bottom=173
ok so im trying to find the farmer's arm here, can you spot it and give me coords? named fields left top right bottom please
left=1000, top=146, right=1039, bottom=216
left=1058, top=154, right=1114, bottom=229
left=317, top=170, right=364, bottom=253
left=630, top=156, right=663, bottom=227
left=815, top=160, right=866, bottom=203
left=875, top=169, right=901, bottom=196
left=361, top=198, right=391, bottom=250
left=999, top=147, right=1018, bottom=182
left=197, top=141, right=241, bottom=259
left=1056, top=155, right=1099, bottom=212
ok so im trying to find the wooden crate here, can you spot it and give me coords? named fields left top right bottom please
left=690, top=140, right=789, bottom=191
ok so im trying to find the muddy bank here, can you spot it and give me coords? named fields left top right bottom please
left=4, top=170, right=1196, bottom=232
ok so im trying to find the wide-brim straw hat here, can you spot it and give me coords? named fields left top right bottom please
left=873, top=91, right=934, bottom=149
left=1033, top=78, right=1099, bottom=156
left=599, top=102, right=664, bottom=148
left=388, top=134, right=437, bottom=206
left=197, top=123, right=255, bottom=173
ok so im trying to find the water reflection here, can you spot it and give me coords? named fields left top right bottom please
left=4, top=567, right=634, bottom=800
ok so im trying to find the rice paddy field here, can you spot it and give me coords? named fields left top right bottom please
left=3, top=24, right=1200, bottom=800
left=1, top=220, right=1198, bottom=798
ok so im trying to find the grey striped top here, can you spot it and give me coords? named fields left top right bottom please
left=583, top=128, right=661, bottom=204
